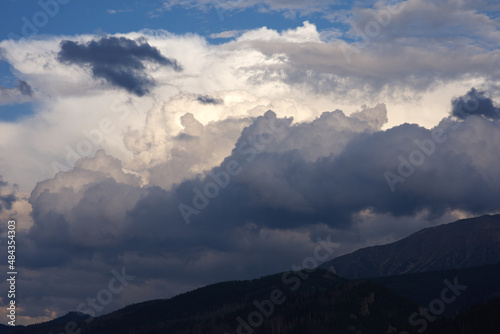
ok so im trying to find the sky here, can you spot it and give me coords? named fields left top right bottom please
left=0, top=0, right=500, bottom=325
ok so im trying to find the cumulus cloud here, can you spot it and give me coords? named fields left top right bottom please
left=24, top=93, right=500, bottom=257
left=0, top=7, right=500, bottom=323
left=58, top=36, right=182, bottom=96
left=0, top=20, right=497, bottom=193
left=174, top=107, right=500, bottom=229
left=7, top=87, right=500, bottom=322
left=26, top=93, right=500, bottom=247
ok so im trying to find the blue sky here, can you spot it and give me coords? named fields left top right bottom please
left=1, top=0, right=350, bottom=40
left=1, top=0, right=500, bottom=326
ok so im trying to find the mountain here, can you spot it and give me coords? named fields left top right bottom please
left=5, top=312, right=89, bottom=334
left=8, top=214, right=500, bottom=333
left=427, top=297, right=500, bottom=334
left=321, top=214, right=500, bottom=279
left=370, top=262, right=500, bottom=315
left=9, top=270, right=423, bottom=334
left=47, top=311, right=91, bottom=324
left=0, top=325, right=23, bottom=334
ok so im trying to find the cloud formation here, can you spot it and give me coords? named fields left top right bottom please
left=58, top=36, right=182, bottom=96
left=3, top=76, right=500, bottom=324
left=196, top=94, right=224, bottom=105
left=0, top=80, right=34, bottom=105
left=25, top=90, right=500, bottom=263
left=16, top=80, right=33, bottom=97
left=451, top=88, right=500, bottom=120
left=0, top=2, right=499, bottom=323
left=0, top=178, right=15, bottom=212
left=162, top=0, right=341, bottom=16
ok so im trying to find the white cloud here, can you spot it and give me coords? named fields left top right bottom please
left=0, top=18, right=498, bottom=192
left=209, top=30, right=247, bottom=39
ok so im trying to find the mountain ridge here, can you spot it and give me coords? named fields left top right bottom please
left=321, top=214, right=500, bottom=279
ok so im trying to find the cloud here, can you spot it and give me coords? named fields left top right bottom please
left=347, top=0, right=500, bottom=47
left=209, top=30, right=247, bottom=39
left=107, top=8, right=133, bottom=15
left=0, top=21, right=497, bottom=194
left=9, top=88, right=500, bottom=323
left=0, top=80, right=34, bottom=105
left=175, top=110, right=500, bottom=228
left=0, top=3, right=499, bottom=324
left=24, top=95, right=500, bottom=254
left=162, top=0, right=341, bottom=16
left=57, top=36, right=182, bottom=96
left=451, top=88, right=500, bottom=120
left=196, top=94, right=224, bottom=105
left=27, top=95, right=500, bottom=246
left=0, top=178, right=15, bottom=212
left=16, top=80, right=33, bottom=97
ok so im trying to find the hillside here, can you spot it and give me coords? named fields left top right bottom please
left=321, top=214, right=500, bottom=279
left=9, top=270, right=422, bottom=334
left=370, top=262, right=500, bottom=315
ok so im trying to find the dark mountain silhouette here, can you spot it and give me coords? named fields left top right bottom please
left=427, top=297, right=500, bottom=334
left=9, top=270, right=422, bottom=334
left=370, top=262, right=500, bottom=315
left=5, top=214, right=500, bottom=333
left=0, top=325, right=22, bottom=334
left=321, top=214, right=500, bottom=279
left=0, top=312, right=89, bottom=334
left=7, top=266, right=500, bottom=334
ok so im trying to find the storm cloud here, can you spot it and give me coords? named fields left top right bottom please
left=58, top=36, right=182, bottom=96
left=11, top=85, right=500, bottom=322
left=1, top=3, right=499, bottom=321
left=26, top=91, right=500, bottom=256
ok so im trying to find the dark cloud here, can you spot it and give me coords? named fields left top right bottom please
left=26, top=99, right=500, bottom=258
left=17, top=80, right=33, bottom=97
left=196, top=95, right=224, bottom=105
left=170, top=117, right=500, bottom=229
left=451, top=88, right=500, bottom=120
left=27, top=103, right=500, bottom=256
left=20, top=93, right=500, bottom=321
left=0, top=80, right=34, bottom=104
left=58, top=36, right=182, bottom=96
